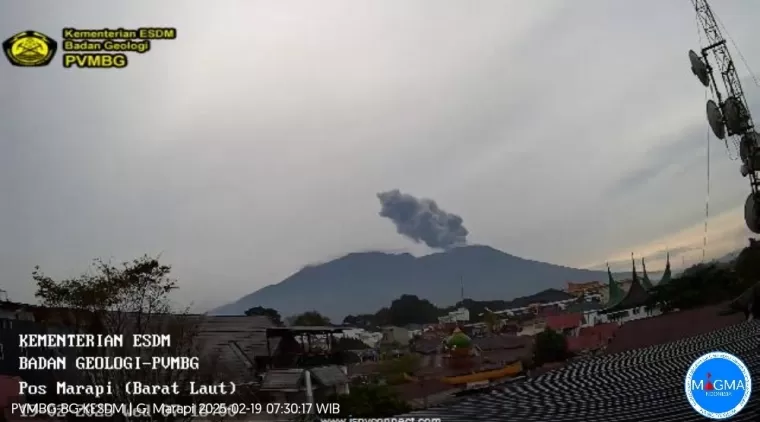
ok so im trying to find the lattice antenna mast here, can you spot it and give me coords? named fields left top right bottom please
left=690, top=0, right=760, bottom=234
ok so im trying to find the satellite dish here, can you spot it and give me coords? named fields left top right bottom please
left=706, top=100, right=726, bottom=139
left=745, top=192, right=760, bottom=234
left=689, top=50, right=710, bottom=87
left=723, top=97, right=751, bottom=134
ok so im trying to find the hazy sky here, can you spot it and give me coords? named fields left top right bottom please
left=2, top=1, right=759, bottom=311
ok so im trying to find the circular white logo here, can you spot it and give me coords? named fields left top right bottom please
left=684, top=351, right=752, bottom=419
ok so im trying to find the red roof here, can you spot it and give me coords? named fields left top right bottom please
left=605, top=303, right=745, bottom=354
left=545, top=313, right=583, bottom=331
left=566, top=323, right=619, bottom=352
left=579, top=322, right=618, bottom=341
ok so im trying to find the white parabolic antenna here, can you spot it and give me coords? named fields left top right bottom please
left=691, top=0, right=760, bottom=235
left=723, top=97, right=751, bottom=135
left=746, top=192, right=760, bottom=234
left=689, top=50, right=710, bottom=87
left=706, top=99, right=726, bottom=139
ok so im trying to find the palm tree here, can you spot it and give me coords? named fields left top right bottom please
left=483, top=310, right=500, bottom=333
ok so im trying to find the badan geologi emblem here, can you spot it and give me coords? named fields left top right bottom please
left=3, top=30, right=58, bottom=67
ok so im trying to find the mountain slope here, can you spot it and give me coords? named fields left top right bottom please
left=211, top=245, right=628, bottom=321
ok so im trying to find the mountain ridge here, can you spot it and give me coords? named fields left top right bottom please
left=211, top=245, right=656, bottom=321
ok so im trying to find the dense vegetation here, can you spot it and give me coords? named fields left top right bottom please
left=646, top=262, right=755, bottom=313
left=532, top=328, right=571, bottom=366
left=342, top=289, right=572, bottom=328
left=328, top=383, right=411, bottom=417
left=244, top=306, right=284, bottom=325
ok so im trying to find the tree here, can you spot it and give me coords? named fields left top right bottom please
left=33, top=255, right=249, bottom=421
left=483, top=310, right=500, bottom=333
left=327, top=384, right=411, bottom=417
left=533, top=328, right=571, bottom=366
left=377, top=354, right=421, bottom=385
left=734, top=238, right=760, bottom=282
left=342, top=313, right=375, bottom=327
left=244, top=306, right=283, bottom=325
left=292, top=310, right=331, bottom=326
left=648, top=263, right=752, bottom=313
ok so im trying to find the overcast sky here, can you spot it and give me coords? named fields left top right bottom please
left=2, top=1, right=759, bottom=311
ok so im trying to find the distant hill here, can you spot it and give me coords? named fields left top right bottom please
left=211, top=245, right=649, bottom=321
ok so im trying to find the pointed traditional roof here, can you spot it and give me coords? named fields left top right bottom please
left=659, top=253, right=672, bottom=286
left=606, top=263, right=624, bottom=307
left=641, top=257, right=654, bottom=290
left=600, top=254, right=651, bottom=314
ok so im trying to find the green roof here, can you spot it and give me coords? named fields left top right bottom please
left=641, top=258, right=654, bottom=290
left=658, top=253, right=672, bottom=286
left=606, top=264, right=624, bottom=306
left=447, top=331, right=471, bottom=349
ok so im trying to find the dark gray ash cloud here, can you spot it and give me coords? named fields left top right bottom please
left=377, top=189, right=468, bottom=249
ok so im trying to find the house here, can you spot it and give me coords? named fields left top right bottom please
left=409, top=333, right=530, bottom=394
left=566, top=322, right=619, bottom=354
left=380, top=326, right=411, bottom=346
left=194, top=315, right=280, bottom=384
left=544, top=313, right=584, bottom=336
left=517, top=317, right=546, bottom=336
left=438, top=308, right=470, bottom=323
left=565, top=281, right=605, bottom=297
left=564, top=301, right=606, bottom=327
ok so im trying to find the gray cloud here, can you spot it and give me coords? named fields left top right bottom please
left=645, top=246, right=699, bottom=262
left=377, top=190, right=468, bottom=249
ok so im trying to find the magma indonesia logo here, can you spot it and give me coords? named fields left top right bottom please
left=685, top=351, right=752, bottom=419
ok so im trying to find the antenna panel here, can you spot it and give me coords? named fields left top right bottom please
left=689, top=50, right=710, bottom=87
left=745, top=192, right=760, bottom=234
left=740, top=132, right=760, bottom=170
left=706, top=100, right=726, bottom=139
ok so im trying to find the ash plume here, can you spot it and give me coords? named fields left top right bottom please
left=377, top=189, right=468, bottom=249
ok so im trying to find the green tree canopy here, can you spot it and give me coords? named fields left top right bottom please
left=327, top=384, right=411, bottom=418
left=292, top=310, right=331, bottom=326
left=32, top=255, right=255, bottom=421
left=533, top=328, right=570, bottom=366
left=647, top=262, right=753, bottom=313
left=244, top=306, right=283, bottom=325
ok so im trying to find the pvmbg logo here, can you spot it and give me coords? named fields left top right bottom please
left=685, top=351, right=752, bottom=419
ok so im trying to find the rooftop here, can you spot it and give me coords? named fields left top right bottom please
left=544, top=313, right=583, bottom=331
left=398, top=313, right=759, bottom=421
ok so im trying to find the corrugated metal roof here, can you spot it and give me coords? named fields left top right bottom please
left=195, top=315, right=277, bottom=383
left=398, top=318, right=760, bottom=421
left=310, top=366, right=348, bottom=387
left=260, top=369, right=304, bottom=392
